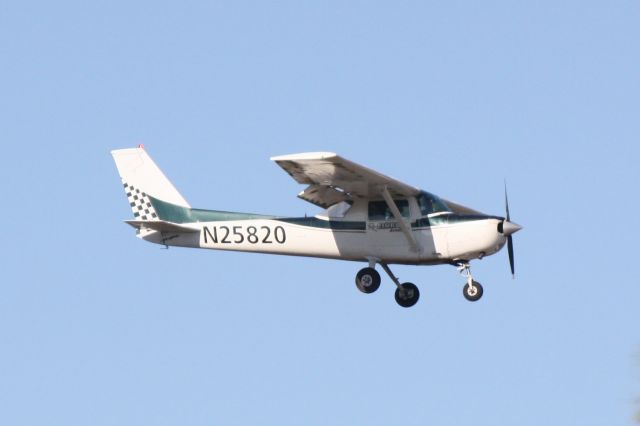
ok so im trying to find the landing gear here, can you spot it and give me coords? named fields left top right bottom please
left=394, top=282, right=420, bottom=308
left=354, top=260, right=486, bottom=306
left=463, top=280, right=483, bottom=302
left=457, top=262, right=483, bottom=302
left=354, top=262, right=421, bottom=307
left=355, top=267, right=381, bottom=294
left=379, top=263, right=420, bottom=308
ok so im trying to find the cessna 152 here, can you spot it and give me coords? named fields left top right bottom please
left=112, top=146, right=522, bottom=308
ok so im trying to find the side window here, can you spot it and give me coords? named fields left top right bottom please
left=396, top=200, right=411, bottom=218
left=368, top=199, right=410, bottom=220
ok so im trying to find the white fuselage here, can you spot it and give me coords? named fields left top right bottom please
left=140, top=198, right=507, bottom=265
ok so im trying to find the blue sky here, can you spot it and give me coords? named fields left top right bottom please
left=1, top=1, right=639, bottom=424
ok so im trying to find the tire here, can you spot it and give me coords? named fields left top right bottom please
left=394, top=282, right=420, bottom=307
left=355, top=267, right=381, bottom=294
left=463, top=280, right=483, bottom=302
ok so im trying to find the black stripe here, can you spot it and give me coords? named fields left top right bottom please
left=277, top=217, right=366, bottom=231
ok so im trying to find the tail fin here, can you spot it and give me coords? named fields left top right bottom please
left=111, top=146, right=190, bottom=221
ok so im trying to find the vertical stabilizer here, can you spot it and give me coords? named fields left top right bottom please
left=111, top=147, right=190, bottom=220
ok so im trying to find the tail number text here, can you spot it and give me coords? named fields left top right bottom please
left=202, top=225, right=286, bottom=245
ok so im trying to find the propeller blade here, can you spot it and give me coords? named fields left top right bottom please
left=504, top=180, right=518, bottom=278
left=507, top=235, right=515, bottom=277
left=504, top=181, right=511, bottom=222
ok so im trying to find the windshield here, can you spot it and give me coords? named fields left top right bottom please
left=417, top=191, right=450, bottom=216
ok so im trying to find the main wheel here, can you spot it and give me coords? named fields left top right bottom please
left=463, top=280, right=483, bottom=302
left=355, top=267, right=381, bottom=294
left=394, top=282, right=420, bottom=308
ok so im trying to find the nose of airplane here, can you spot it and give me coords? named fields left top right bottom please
left=497, top=220, right=523, bottom=236
left=501, top=220, right=522, bottom=236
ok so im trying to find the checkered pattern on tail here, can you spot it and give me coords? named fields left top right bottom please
left=123, top=182, right=158, bottom=220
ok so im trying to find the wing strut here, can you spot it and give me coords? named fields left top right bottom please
left=381, top=186, right=420, bottom=253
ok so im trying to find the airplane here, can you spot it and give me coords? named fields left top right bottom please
left=111, top=146, right=522, bottom=308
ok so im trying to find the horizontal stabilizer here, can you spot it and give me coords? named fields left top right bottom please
left=124, top=220, right=200, bottom=233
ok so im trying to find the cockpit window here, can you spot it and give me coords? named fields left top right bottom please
left=417, top=191, right=450, bottom=216
left=368, top=199, right=410, bottom=220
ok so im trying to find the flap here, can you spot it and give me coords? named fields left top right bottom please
left=297, top=184, right=351, bottom=209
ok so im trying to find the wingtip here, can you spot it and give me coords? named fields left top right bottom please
left=110, top=146, right=146, bottom=156
left=271, top=152, right=338, bottom=162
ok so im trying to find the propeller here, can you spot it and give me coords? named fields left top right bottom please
left=499, top=182, right=522, bottom=278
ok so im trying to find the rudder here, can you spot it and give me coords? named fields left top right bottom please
left=111, top=146, right=190, bottom=221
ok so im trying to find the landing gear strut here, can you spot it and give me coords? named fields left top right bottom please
left=379, top=263, right=420, bottom=308
left=354, top=262, right=420, bottom=307
left=457, top=262, right=483, bottom=302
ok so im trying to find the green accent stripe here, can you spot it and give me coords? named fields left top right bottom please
left=149, top=197, right=366, bottom=231
left=411, top=214, right=503, bottom=229
left=447, top=214, right=503, bottom=223
left=151, top=197, right=501, bottom=232
left=150, top=197, right=275, bottom=223
left=277, top=217, right=366, bottom=231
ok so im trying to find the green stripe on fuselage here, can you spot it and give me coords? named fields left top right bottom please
left=150, top=196, right=276, bottom=223
left=149, top=197, right=366, bottom=231
left=277, top=217, right=366, bottom=231
left=150, top=197, right=500, bottom=232
left=411, top=214, right=503, bottom=229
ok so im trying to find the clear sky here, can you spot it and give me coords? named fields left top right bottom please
left=1, top=1, right=639, bottom=425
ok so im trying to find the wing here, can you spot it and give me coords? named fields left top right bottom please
left=442, top=199, right=486, bottom=216
left=271, top=152, right=420, bottom=208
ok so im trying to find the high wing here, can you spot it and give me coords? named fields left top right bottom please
left=441, top=199, right=485, bottom=216
left=271, top=152, right=420, bottom=208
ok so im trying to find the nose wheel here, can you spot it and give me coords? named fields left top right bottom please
left=463, top=280, right=483, bottom=301
left=457, top=262, right=483, bottom=302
